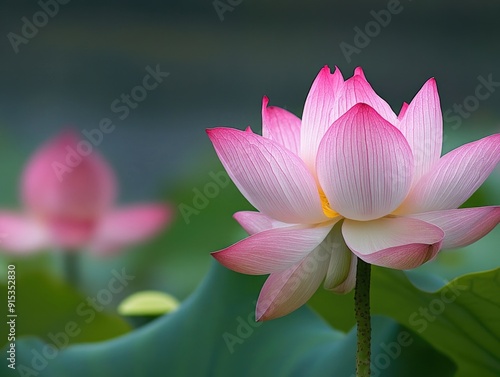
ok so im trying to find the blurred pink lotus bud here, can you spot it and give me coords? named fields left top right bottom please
left=0, top=131, right=172, bottom=254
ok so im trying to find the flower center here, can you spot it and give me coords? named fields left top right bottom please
left=319, top=188, right=339, bottom=218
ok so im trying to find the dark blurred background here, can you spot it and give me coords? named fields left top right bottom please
left=1, top=0, right=499, bottom=196
left=0, top=0, right=499, bottom=305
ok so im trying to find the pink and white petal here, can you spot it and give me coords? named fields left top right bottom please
left=317, top=103, right=414, bottom=221
left=342, top=217, right=444, bottom=269
left=397, top=134, right=500, bottom=214
left=207, top=127, right=327, bottom=224
left=90, top=204, right=171, bottom=254
left=323, top=224, right=356, bottom=293
left=329, top=256, right=357, bottom=294
left=262, top=96, right=301, bottom=155
left=47, top=216, right=98, bottom=249
left=333, top=72, right=398, bottom=125
left=212, top=224, right=333, bottom=275
left=233, top=211, right=290, bottom=235
left=353, top=67, right=367, bottom=80
left=0, top=212, right=49, bottom=253
left=300, top=66, right=344, bottom=169
left=409, top=207, right=500, bottom=249
left=22, top=130, right=117, bottom=219
left=397, top=102, right=409, bottom=120
left=256, top=245, right=330, bottom=321
left=397, top=78, right=443, bottom=182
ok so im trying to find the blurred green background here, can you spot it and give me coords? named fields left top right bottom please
left=0, top=1, right=499, bottom=376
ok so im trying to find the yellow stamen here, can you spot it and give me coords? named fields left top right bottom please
left=319, top=188, right=339, bottom=218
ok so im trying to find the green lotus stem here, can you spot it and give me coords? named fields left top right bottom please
left=355, top=258, right=371, bottom=377
left=63, top=251, right=79, bottom=288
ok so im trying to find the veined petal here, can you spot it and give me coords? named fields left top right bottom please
left=0, top=212, right=49, bottom=253
left=300, top=66, right=344, bottom=169
left=397, top=134, right=500, bottom=214
left=329, top=255, right=357, bottom=294
left=333, top=71, right=397, bottom=125
left=317, top=103, right=414, bottom=221
left=21, top=130, right=116, bottom=220
left=323, top=222, right=356, bottom=293
left=397, top=78, right=443, bottom=183
left=409, top=207, right=500, bottom=249
left=262, top=96, right=301, bottom=155
left=397, top=102, right=409, bottom=120
left=89, top=204, right=171, bottom=254
left=233, top=211, right=289, bottom=235
left=353, top=67, right=367, bottom=80
left=211, top=224, right=334, bottom=275
left=256, top=243, right=330, bottom=321
left=342, top=217, right=444, bottom=269
left=207, top=127, right=327, bottom=224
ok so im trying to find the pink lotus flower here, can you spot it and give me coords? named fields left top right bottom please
left=0, top=131, right=171, bottom=254
left=207, top=66, right=500, bottom=321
